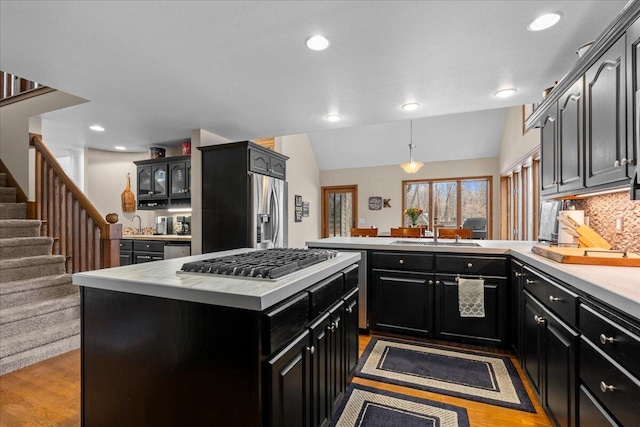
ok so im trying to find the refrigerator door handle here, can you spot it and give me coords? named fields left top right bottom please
left=271, top=180, right=279, bottom=245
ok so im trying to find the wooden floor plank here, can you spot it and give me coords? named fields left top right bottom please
left=0, top=336, right=552, bottom=427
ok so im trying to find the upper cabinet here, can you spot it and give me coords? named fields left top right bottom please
left=248, top=146, right=286, bottom=179
left=134, top=155, right=191, bottom=210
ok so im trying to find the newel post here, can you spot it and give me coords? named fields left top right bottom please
left=101, top=223, right=122, bottom=269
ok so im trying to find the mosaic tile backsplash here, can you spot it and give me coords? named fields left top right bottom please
left=573, top=192, right=640, bottom=253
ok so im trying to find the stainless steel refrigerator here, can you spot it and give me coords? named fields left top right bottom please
left=251, top=172, right=287, bottom=249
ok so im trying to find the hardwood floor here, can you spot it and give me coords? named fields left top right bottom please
left=0, top=336, right=552, bottom=427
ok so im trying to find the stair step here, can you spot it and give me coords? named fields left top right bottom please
left=0, top=255, right=66, bottom=283
left=0, top=334, right=80, bottom=375
left=0, top=219, right=42, bottom=238
left=0, top=294, right=80, bottom=339
left=0, top=319, right=80, bottom=359
left=0, top=274, right=76, bottom=309
left=0, top=236, right=53, bottom=260
left=0, top=187, right=16, bottom=203
left=0, top=203, right=26, bottom=219
left=0, top=173, right=6, bottom=187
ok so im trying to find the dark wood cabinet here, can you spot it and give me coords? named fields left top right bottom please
left=134, top=155, right=191, bottom=209
left=585, top=35, right=630, bottom=187
left=309, top=312, right=331, bottom=427
left=540, top=105, right=559, bottom=196
left=249, top=146, right=287, bottom=179
left=327, top=300, right=346, bottom=416
left=136, top=165, right=152, bottom=199
left=627, top=17, right=640, bottom=183
left=511, top=259, right=524, bottom=358
left=343, top=288, right=359, bottom=383
left=119, top=240, right=133, bottom=266
left=558, top=78, right=585, bottom=193
left=169, top=159, right=190, bottom=198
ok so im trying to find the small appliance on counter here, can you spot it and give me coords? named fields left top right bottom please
left=175, top=215, right=191, bottom=235
left=154, top=216, right=173, bottom=235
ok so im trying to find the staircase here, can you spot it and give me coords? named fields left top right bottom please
left=0, top=172, right=80, bottom=375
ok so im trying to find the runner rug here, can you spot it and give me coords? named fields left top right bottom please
left=329, top=383, right=470, bottom=427
left=356, top=338, right=535, bottom=412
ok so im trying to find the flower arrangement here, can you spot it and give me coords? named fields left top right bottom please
left=404, top=207, right=423, bottom=226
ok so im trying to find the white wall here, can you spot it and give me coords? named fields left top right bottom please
left=280, top=134, right=321, bottom=248
left=0, top=90, right=87, bottom=193
left=320, top=157, right=501, bottom=239
left=499, top=106, right=540, bottom=173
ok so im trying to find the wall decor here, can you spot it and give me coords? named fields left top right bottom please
left=295, top=210, right=303, bottom=222
left=302, top=202, right=309, bottom=217
left=294, top=194, right=302, bottom=222
left=368, top=196, right=382, bottom=210
left=295, top=195, right=302, bottom=207
left=383, top=198, right=391, bottom=208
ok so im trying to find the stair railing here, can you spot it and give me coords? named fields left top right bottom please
left=1, top=71, right=53, bottom=106
left=30, top=134, right=121, bottom=272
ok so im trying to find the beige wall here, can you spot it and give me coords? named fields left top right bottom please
left=320, top=157, right=501, bottom=239
left=0, top=90, right=87, bottom=193
left=280, top=134, right=321, bottom=248
left=499, top=106, right=540, bottom=173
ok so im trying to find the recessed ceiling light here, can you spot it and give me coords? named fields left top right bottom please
left=527, top=13, right=562, bottom=31
left=89, top=125, right=105, bottom=132
left=114, top=146, right=127, bottom=151
left=401, top=103, right=421, bottom=111
left=306, top=35, right=330, bottom=51
left=494, top=88, right=517, bottom=98
left=325, top=114, right=343, bottom=122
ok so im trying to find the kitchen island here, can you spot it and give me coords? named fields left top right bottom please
left=73, top=249, right=361, bottom=427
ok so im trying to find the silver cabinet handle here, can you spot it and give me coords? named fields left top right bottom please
left=428, top=280, right=434, bottom=285
left=306, top=346, right=315, bottom=355
left=549, top=295, right=561, bottom=302
left=621, top=158, right=635, bottom=165
left=398, top=259, right=404, bottom=264
left=599, top=381, right=615, bottom=393
left=435, top=280, right=440, bottom=285
left=146, top=244, right=150, bottom=248
left=599, top=333, right=615, bottom=345
left=346, top=307, right=353, bottom=314
left=334, top=319, right=339, bottom=330
left=514, top=272, right=522, bottom=277
left=526, top=279, right=535, bottom=285
left=534, top=315, right=546, bottom=324
left=614, top=160, right=621, bottom=167
left=467, top=263, right=473, bottom=268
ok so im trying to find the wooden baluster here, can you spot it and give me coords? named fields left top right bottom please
left=41, top=160, right=48, bottom=235
left=66, top=191, right=72, bottom=273
left=94, top=227, right=101, bottom=270
left=59, top=182, right=67, bottom=268
left=52, top=175, right=60, bottom=255
left=35, top=150, right=42, bottom=222
left=73, top=198, right=80, bottom=273
left=86, top=216, right=93, bottom=271
left=80, top=209, right=87, bottom=272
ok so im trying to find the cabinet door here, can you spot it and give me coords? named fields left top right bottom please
left=169, top=161, right=189, bottom=198
left=511, top=260, right=524, bottom=358
left=434, top=276, right=506, bottom=346
left=328, top=300, right=345, bottom=417
left=137, top=165, right=153, bottom=199
left=557, top=78, right=585, bottom=193
left=371, top=270, right=432, bottom=335
left=309, top=313, right=331, bottom=427
left=585, top=36, right=629, bottom=186
left=119, top=251, right=132, bottom=266
left=249, top=148, right=271, bottom=175
left=540, top=106, right=559, bottom=196
left=268, top=330, right=312, bottom=427
left=543, top=310, right=578, bottom=427
left=152, top=164, right=168, bottom=197
left=270, top=155, right=287, bottom=180
left=627, top=18, right=640, bottom=177
left=522, top=293, right=544, bottom=396
left=186, top=160, right=191, bottom=195
left=343, top=288, right=359, bottom=383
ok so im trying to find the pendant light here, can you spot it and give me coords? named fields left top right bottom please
left=399, top=120, right=424, bottom=173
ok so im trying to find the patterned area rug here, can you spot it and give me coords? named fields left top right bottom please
left=356, top=338, right=535, bottom=412
left=329, top=383, right=470, bottom=427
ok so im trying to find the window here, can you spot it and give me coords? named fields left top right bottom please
left=403, top=176, right=492, bottom=238
left=500, top=153, right=540, bottom=241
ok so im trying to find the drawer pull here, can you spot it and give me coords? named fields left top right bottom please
left=146, top=244, right=151, bottom=248
left=428, top=280, right=434, bottom=285
left=599, top=381, right=615, bottom=393
left=467, top=263, right=473, bottom=268
left=514, top=271, right=522, bottom=278
left=435, top=280, right=441, bottom=285
left=525, top=279, right=535, bottom=285
left=548, top=295, right=561, bottom=302
left=599, top=334, right=615, bottom=345
left=346, top=307, right=353, bottom=314
left=534, top=315, right=546, bottom=324
left=306, top=346, right=315, bottom=355
left=399, top=259, right=404, bottom=264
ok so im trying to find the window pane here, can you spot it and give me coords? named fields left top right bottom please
left=328, top=192, right=352, bottom=237
left=433, top=181, right=457, bottom=227
left=461, top=180, right=488, bottom=239
left=404, top=183, right=429, bottom=227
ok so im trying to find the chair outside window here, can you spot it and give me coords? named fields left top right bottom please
left=351, top=227, right=378, bottom=237
left=390, top=227, right=422, bottom=238
left=437, top=228, right=473, bottom=239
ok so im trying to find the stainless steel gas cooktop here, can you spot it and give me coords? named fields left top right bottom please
left=178, top=248, right=338, bottom=281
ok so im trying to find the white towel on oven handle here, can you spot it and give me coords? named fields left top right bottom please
left=458, top=278, right=485, bottom=318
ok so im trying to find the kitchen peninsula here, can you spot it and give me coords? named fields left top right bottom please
left=73, top=249, right=361, bottom=426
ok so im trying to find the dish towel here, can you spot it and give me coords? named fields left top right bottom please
left=458, top=278, right=485, bottom=317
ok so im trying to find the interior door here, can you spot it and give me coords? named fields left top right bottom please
left=321, top=185, right=357, bottom=238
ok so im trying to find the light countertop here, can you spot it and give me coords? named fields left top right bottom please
left=306, top=237, right=640, bottom=321
left=72, top=249, right=360, bottom=311
left=122, top=234, right=192, bottom=242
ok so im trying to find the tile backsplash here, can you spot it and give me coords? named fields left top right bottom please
left=573, top=192, right=640, bottom=253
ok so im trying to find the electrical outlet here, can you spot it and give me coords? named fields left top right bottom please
left=615, top=215, right=623, bottom=234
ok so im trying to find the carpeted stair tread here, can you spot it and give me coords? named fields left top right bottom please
left=0, top=203, right=26, bottom=219
left=0, top=236, right=53, bottom=259
left=0, top=187, right=16, bottom=203
left=0, top=274, right=76, bottom=310
left=0, top=273, right=72, bottom=295
left=0, top=173, right=6, bottom=187
left=0, top=219, right=42, bottom=238
left=0, top=294, right=79, bottom=326
left=0, top=255, right=66, bottom=282
left=0, top=334, right=80, bottom=375
left=0, top=319, right=80, bottom=359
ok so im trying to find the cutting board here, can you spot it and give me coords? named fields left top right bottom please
left=532, top=246, right=640, bottom=267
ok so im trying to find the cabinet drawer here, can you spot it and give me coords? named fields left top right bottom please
left=343, top=264, right=358, bottom=293
left=372, top=252, right=433, bottom=272
left=119, top=240, right=133, bottom=250
left=306, top=273, right=344, bottom=319
left=435, top=255, right=507, bottom=277
left=523, top=267, right=577, bottom=326
left=262, top=292, right=309, bottom=356
left=133, top=240, right=165, bottom=253
left=580, top=303, right=640, bottom=379
left=579, top=385, right=620, bottom=427
left=580, top=337, right=640, bottom=427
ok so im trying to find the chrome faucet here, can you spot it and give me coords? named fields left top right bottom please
left=131, top=214, right=142, bottom=234
left=432, top=224, right=442, bottom=243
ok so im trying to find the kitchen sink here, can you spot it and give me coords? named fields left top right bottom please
left=391, top=240, right=481, bottom=247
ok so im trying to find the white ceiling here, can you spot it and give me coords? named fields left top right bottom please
left=0, top=1, right=628, bottom=169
